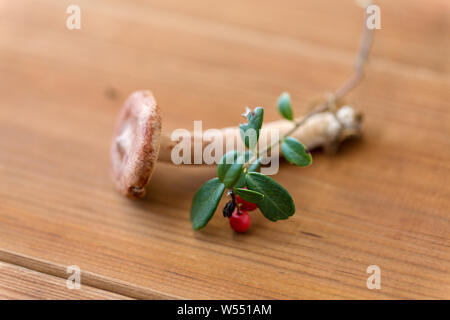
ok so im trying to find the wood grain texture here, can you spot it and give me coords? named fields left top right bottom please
left=0, top=261, right=131, bottom=299
left=0, top=0, right=449, bottom=299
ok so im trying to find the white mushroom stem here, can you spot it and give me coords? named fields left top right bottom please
left=158, top=105, right=363, bottom=163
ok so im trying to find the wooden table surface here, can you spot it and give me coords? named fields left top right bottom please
left=0, top=0, right=449, bottom=299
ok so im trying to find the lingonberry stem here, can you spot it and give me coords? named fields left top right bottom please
left=243, top=1, right=374, bottom=169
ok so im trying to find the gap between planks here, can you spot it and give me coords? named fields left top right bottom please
left=0, top=261, right=131, bottom=299
left=0, top=249, right=178, bottom=300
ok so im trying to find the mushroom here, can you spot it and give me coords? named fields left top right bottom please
left=111, top=90, right=362, bottom=199
left=110, top=90, right=162, bottom=199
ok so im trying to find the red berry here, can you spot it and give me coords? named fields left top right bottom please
left=229, top=210, right=251, bottom=233
left=235, top=188, right=258, bottom=211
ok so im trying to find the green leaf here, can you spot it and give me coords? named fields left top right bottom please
left=245, top=172, right=295, bottom=221
left=277, top=92, right=293, bottom=120
left=233, top=151, right=253, bottom=188
left=281, top=137, right=312, bottom=167
left=217, top=151, right=244, bottom=188
left=190, top=178, right=225, bottom=230
left=243, top=150, right=254, bottom=163
left=248, top=157, right=261, bottom=172
left=235, top=153, right=261, bottom=188
left=234, top=171, right=246, bottom=188
left=234, top=188, right=264, bottom=203
left=239, top=107, right=264, bottom=149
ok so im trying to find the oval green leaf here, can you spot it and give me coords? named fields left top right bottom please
left=245, top=172, right=295, bottom=221
left=277, top=92, right=293, bottom=120
left=234, top=171, right=246, bottom=188
left=234, top=188, right=264, bottom=203
left=248, top=157, right=261, bottom=172
left=239, top=107, right=264, bottom=149
left=190, top=178, right=225, bottom=230
left=217, top=151, right=245, bottom=188
left=234, top=151, right=259, bottom=188
left=281, top=137, right=312, bottom=167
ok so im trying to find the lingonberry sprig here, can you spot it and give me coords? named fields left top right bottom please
left=190, top=2, right=375, bottom=232
left=190, top=95, right=312, bottom=231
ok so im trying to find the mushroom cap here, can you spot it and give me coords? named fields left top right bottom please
left=110, top=90, right=162, bottom=199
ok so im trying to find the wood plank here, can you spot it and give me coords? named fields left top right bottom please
left=1, top=0, right=448, bottom=74
left=0, top=0, right=448, bottom=299
left=123, top=0, right=450, bottom=73
left=0, top=250, right=174, bottom=299
left=0, top=261, right=131, bottom=299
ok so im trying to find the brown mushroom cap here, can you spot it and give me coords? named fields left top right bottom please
left=110, top=90, right=162, bottom=199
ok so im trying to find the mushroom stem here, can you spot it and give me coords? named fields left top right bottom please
left=158, top=105, right=363, bottom=163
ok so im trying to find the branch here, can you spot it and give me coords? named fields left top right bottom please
left=245, top=1, right=375, bottom=168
